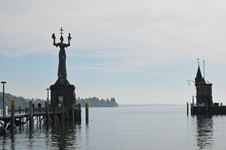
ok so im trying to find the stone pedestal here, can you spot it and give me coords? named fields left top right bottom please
left=50, top=77, right=76, bottom=113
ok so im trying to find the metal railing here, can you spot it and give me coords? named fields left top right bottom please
left=0, top=105, right=81, bottom=117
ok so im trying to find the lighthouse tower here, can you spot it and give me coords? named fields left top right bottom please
left=195, top=64, right=213, bottom=106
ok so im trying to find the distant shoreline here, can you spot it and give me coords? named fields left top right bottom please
left=119, top=104, right=185, bottom=107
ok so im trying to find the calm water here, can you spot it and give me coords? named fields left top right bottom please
left=1, top=106, right=226, bottom=150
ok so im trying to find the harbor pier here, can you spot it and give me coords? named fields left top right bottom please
left=0, top=101, right=81, bottom=131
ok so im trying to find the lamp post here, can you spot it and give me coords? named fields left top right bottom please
left=46, top=88, right=50, bottom=104
left=1, top=81, right=6, bottom=117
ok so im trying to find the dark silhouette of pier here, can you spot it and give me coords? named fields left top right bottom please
left=0, top=101, right=81, bottom=131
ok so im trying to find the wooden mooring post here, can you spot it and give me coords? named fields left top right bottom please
left=190, top=103, right=194, bottom=116
left=19, top=106, right=22, bottom=130
left=78, top=103, right=81, bottom=121
left=10, top=100, right=15, bottom=131
left=45, top=102, right=49, bottom=126
left=29, top=101, right=33, bottom=129
left=187, top=102, right=189, bottom=116
left=85, top=103, right=89, bottom=122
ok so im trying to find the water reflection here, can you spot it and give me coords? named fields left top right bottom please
left=28, top=129, right=34, bottom=149
left=0, top=129, right=15, bottom=149
left=195, top=115, right=213, bottom=149
left=0, top=121, right=82, bottom=150
left=50, top=121, right=81, bottom=149
left=86, top=122, right=90, bottom=149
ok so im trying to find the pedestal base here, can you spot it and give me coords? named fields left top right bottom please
left=50, top=77, right=76, bottom=107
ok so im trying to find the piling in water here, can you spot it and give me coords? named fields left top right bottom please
left=19, top=106, right=22, bottom=130
left=10, top=100, right=15, bottom=131
left=29, top=101, right=33, bottom=129
left=85, top=103, right=89, bottom=122
left=187, top=102, right=189, bottom=116
left=45, top=102, right=49, bottom=126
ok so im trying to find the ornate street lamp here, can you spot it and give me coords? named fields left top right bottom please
left=1, top=81, right=6, bottom=117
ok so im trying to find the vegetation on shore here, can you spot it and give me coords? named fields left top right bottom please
left=0, top=92, right=118, bottom=108
left=0, top=92, right=45, bottom=108
left=77, top=97, right=118, bottom=107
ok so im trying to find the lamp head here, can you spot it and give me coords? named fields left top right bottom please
left=1, top=81, right=6, bottom=84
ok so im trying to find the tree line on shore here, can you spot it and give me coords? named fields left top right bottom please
left=76, top=97, right=118, bottom=107
left=0, top=92, right=45, bottom=108
left=0, top=92, right=118, bottom=108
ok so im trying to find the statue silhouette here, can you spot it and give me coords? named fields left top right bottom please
left=52, top=28, right=71, bottom=78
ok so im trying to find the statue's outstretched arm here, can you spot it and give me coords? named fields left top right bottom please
left=52, top=33, right=58, bottom=47
left=67, top=40, right=70, bottom=47
left=53, top=41, right=58, bottom=47
left=66, top=33, right=71, bottom=47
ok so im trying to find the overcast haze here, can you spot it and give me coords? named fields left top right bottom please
left=1, top=0, right=226, bottom=104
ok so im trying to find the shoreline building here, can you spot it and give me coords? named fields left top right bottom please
left=190, top=63, right=226, bottom=115
left=195, top=65, right=213, bottom=106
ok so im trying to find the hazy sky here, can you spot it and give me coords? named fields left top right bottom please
left=1, top=0, right=226, bottom=104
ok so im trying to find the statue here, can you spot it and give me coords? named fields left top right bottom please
left=52, top=27, right=71, bottom=78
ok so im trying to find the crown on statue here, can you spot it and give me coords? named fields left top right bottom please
left=51, top=27, right=71, bottom=41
